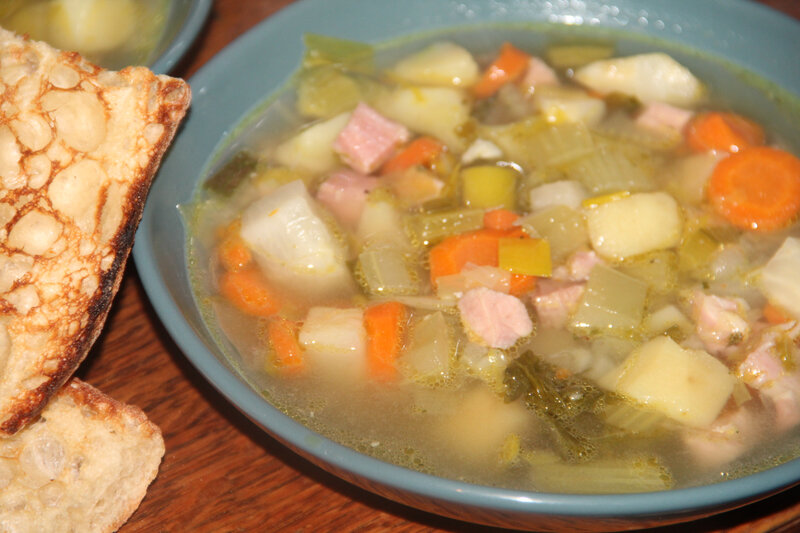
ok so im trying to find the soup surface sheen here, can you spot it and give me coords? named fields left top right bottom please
left=188, top=28, right=800, bottom=494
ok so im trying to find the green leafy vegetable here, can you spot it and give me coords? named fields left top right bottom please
left=302, top=33, right=374, bottom=72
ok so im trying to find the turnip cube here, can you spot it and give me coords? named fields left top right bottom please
left=273, top=112, right=350, bottom=175
left=299, top=307, right=366, bottom=379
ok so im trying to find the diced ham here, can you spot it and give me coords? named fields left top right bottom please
left=333, top=102, right=410, bottom=174
left=635, top=102, right=693, bottom=137
left=316, top=170, right=379, bottom=228
left=737, top=324, right=800, bottom=431
left=519, top=56, right=559, bottom=92
left=458, top=287, right=533, bottom=349
left=692, top=291, right=750, bottom=357
left=531, top=279, right=585, bottom=329
left=683, top=403, right=761, bottom=467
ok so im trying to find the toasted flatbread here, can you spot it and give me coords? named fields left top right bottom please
left=0, top=378, right=164, bottom=532
left=0, top=28, right=190, bottom=435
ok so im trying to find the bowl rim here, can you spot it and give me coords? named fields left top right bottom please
left=133, top=0, right=800, bottom=522
left=150, top=0, right=213, bottom=74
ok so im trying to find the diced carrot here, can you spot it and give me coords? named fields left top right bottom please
left=218, top=268, right=281, bottom=317
left=763, top=302, right=792, bottom=325
left=509, top=273, right=537, bottom=297
left=428, top=227, right=526, bottom=285
left=707, top=146, right=800, bottom=232
left=685, top=112, right=765, bottom=153
left=483, top=208, right=519, bottom=231
left=364, top=301, right=408, bottom=381
left=380, top=136, right=444, bottom=175
left=266, top=316, right=305, bottom=374
left=218, top=235, right=252, bottom=272
left=472, top=42, right=531, bottom=99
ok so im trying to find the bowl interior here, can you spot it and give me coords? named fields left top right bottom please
left=133, top=0, right=800, bottom=528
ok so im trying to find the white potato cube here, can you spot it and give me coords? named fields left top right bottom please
left=607, top=336, right=735, bottom=428
left=574, top=53, right=704, bottom=107
left=375, top=86, right=470, bottom=150
left=529, top=180, right=587, bottom=211
left=273, top=112, right=350, bottom=175
left=534, top=86, right=607, bottom=126
left=390, top=41, right=479, bottom=87
left=757, top=237, right=800, bottom=320
left=586, top=192, right=682, bottom=260
left=299, top=307, right=366, bottom=379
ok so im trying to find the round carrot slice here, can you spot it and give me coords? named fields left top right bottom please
left=685, top=111, right=765, bottom=153
left=707, top=146, right=800, bottom=232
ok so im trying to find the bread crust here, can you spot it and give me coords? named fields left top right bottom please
left=0, top=378, right=165, bottom=532
left=0, top=28, right=191, bottom=435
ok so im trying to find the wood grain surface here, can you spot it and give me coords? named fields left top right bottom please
left=79, top=1, right=800, bottom=531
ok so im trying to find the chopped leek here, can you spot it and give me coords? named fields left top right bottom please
left=296, top=66, right=364, bottom=119
left=569, top=264, right=647, bottom=337
left=482, top=118, right=594, bottom=170
left=460, top=165, right=518, bottom=209
left=581, top=190, right=631, bottom=208
left=498, top=238, right=552, bottom=277
left=519, top=205, right=588, bottom=262
left=602, top=400, right=667, bottom=435
left=405, top=207, right=484, bottom=246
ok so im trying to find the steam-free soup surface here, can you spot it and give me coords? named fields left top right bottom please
left=189, top=32, right=800, bottom=493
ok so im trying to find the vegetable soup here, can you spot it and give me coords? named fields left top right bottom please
left=187, top=30, right=800, bottom=493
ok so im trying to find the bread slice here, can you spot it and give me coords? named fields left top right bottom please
left=0, top=28, right=190, bottom=434
left=0, top=378, right=164, bottom=532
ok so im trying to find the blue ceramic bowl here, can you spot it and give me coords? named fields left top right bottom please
left=149, top=0, right=212, bottom=73
left=133, top=1, right=800, bottom=530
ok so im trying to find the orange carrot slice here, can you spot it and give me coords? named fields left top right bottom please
left=707, top=146, right=800, bottom=232
left=509, top=273, right=537, bottom=297
left=428, top=227, right=526, bottom=285
left=218, top=236, right=252, bottom=272
left=364, top=301, right=408, bottom=381
left=473, top=42, right=530, bottom=99
left=763, top=302, right=792, bottom=325
left=483, top=208, right=519, bottom=231
left=266, top=316, right=306, bottom=374
left=685, top=112, right=765, bottom=153
left=218, top=268, right=281, bottom=317
left=380, top=136, right=444, bottom=175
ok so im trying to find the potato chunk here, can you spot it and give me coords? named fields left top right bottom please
left=586, top=192, right=682, bottom=260
left=606, top=336, right=735, bottom=428
left=389, top=42, right=479, bottom=87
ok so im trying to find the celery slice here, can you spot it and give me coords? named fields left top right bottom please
left=405, top=207, right=484, bottom=246
left=302, top=33, right=373, bottom=72
left=400, top=311, right=455, bottom=386
left=519, top=205, right=588, bottom=262
left=545, top=43, right=615, bottom=70
left=618, top=250, right=678, bottom=296
left=527, top=454, right=673, bottom=494
left=482, top=118, right=594, bottom=170
left=498, top=238, right=552, bottom=277
left=679, top=228, right=722, bottom=275
left=565, top=145, right=656, bottom=195
left=570, top=265, right=648, bottom=337
left=602, top=400, right=668, bottom=435
left=356, top=249, right=418, bottom=295
left=296, top=66, right=363, bottom=119
left=460, top=165, right=518, bottom=209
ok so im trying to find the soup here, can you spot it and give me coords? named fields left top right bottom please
left=1, top=0, right=169, bottom=69
left=188, top=31, right=800, bottom=493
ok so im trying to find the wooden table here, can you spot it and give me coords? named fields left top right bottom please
left=83, top=1, right=800, bottom=531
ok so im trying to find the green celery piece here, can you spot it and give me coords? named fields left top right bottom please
left=564, top=144, right=657, bottom=195
left=679, top=228, right=722, bottom=275
left=618, top=250, right=678, bottom=296
left=296, top=66, right=363, bottom=118
left=520, top=205, right=588, bottom=262
left=302, top=33, right=374, bottom=73
left=405, top=207, right=484, bottom=246
left=204, top=151, right=258, bottom=196
left=526, top=454, right=673, bottom=494
left=570, top=264, right=648, bottom=337
left=356, top=249, right=418, bottom=295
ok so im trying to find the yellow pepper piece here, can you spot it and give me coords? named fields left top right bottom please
left=498, top=237, right=552, bottom=277
left=460, top=165, right=517, bottom=209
